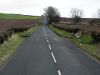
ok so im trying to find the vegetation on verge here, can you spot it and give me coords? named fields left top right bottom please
left=49, top=24, right=100, bottom=61
left=0, top=34, right=23, bottom=65
left=18, top=26, right=38, bottom=37
left=0, top=26, right=38, bottom=66
left=49, top=24, right=73, bottom=38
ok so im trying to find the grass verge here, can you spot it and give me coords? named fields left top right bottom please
left=0, top=26, right=38, bottom=66
left=49, top=25, right=74, bottom=38
left=18, top=26, right=38, bottom=37
left=49, top=24, right=100, bottom=61
left=0, top=34, right=23, bottom=65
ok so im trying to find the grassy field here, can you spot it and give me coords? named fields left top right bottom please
left=0, top=13, right=39, bottom=19
left=49, top=24, right=100, bottom=61
left=0, top=26, right=38, bottom=66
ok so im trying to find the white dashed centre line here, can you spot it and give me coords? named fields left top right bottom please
left=43, top=26, right=48, bottom=39
left=49, top=44, right=52, bottom=50
left=47, top=40, right=49, bottom=44
left=43, top=26, right=62, bottom=75
left=51, top=52, right=57, bottom=63
left=58, top=70, right=62, bottom=75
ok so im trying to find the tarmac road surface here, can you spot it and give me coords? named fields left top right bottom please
left=0, top=25, right=100, bottom=75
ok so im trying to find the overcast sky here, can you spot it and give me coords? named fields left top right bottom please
left=0, top=0, right=100, bottom=18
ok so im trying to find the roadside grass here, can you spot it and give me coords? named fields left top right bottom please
left=0, top=34, right=23, bottom=65
left=49, top=25, right=74, bottom=38
left=18, top=26, right=38, bottom=37
left=0, top=26, right=38, bottom=66
left=49, top=24, right=100, bottom=61
left=80, top=35, right=92, bottom=44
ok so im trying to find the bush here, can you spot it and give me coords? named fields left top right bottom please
left=7, top=30, right=14, bottom=37
left=89, top=19, right=100, bottom=25
left=80, top=34, right=92, bottom=44
left=53, top=25, right=80, bottom=34
left=12, top=27, right=29, bottom=32
left=91, top=32, right=100, bottom=43
left=0, top=34, right=5, bottom=44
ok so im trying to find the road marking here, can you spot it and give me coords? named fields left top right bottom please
left=47, top=40, right=49, bottom=44
left=44, top=31, right=47, bottom=39
left=51, top=52, right=57, bottom=63
left=49, top=44, right=52, bottom=50
left=46, top=36, right=48, bottom=40
left=43, top=26, right=48, bottom=40
left=58, top=70, right=62, bottom=75
left=43, top=26, right=62, bottom=75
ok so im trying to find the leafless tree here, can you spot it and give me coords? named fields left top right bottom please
left=44, top=6, right=60, bottom=24
left=97, top=9, right=100, bottom=18
left=71, top=8, right=83, bottom=25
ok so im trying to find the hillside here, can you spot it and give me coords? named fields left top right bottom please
left=0, top=13, right=39, bottom=19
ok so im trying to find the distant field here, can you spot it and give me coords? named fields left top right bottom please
left=0, top=13, right=39, bottom=19
left=0, top=13, right=39, bottom=45
left=0, top=19, right=37, bottom=33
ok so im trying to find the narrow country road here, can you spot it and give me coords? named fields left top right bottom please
left=0, top=25, right=100, bottom=75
